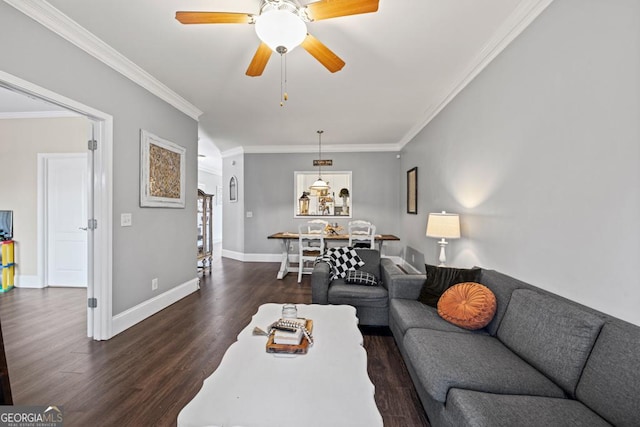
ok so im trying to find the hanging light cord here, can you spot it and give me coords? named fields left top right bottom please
left=317, top=130, right=323, bottom=178
left=278, top=46, right=289, bottom=107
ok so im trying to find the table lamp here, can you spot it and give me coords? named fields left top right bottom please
left=426, top=211, right=460, bottom=266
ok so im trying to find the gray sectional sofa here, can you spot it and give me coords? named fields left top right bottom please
left=312, top=248, right=396, bottom=326
left=385, top=265, right=640, bottom=427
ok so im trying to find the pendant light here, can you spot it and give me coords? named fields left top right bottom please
left=310, top=130, right=329, bottom=191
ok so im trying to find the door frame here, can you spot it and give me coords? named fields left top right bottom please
left=0, top=70, right=113, bottom=341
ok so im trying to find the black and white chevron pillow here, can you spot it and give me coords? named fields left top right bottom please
left=327, top=247, right=365, bottom=279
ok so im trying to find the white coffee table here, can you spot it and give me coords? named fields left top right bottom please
left=177, top=303, right=383, bottom=427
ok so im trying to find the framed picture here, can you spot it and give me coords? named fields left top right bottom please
left=140, top=129, right=186, bottom=208
left=229, top=176, right=238, bottom=203
left=407, top=167, right=418, bottom=214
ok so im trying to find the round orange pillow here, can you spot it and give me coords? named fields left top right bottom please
left=437, top=282, right=497, bottom=330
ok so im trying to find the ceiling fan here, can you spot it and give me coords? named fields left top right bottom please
left=175, top=0, right=379, bottom=77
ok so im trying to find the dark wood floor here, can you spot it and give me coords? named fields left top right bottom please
left=0, top=253, right=429, bottom=427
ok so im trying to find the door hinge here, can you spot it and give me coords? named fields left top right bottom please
left=88, top=219, right=97, bottom=230
left=88, top=297, right=97, bottom=308
left=88, top=139, right=97, bottom=151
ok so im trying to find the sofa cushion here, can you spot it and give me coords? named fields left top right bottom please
left=437, top=282, right=496, bottom=330
left=390, top=299, right=488, bottom=337
left=345, top=270, right=378, bottom=286
left=326, top=247, right=365, bottom=278
left=497, top=289, right=604, bottom=398
left=418, top=264, right=481, bottom=307
left=576, top=321, right=640, bottom=426
left=328, top=281, right=388, bottom=309
left=476, top=269, right=534, bottom=336
left=353, top=248, right=381, bottom=278
left=446, top=389, right=611, bottom=427
left=403, top=328, right=565, bottom=403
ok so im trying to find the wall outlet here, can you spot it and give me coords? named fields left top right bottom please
left=121, top=213, right=132, bottom=227
left=152, top=278, right=158, bottom=290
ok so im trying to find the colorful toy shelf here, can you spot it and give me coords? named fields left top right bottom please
left=0, top=241, right=14, bottom=293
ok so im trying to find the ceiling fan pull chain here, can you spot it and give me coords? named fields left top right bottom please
left=284, top=52, right=289, bottom=102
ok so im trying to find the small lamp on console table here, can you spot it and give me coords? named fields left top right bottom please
left=426, top=211, right=461, bottom=266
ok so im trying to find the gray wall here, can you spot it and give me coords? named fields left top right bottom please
left=400, top=0, right=640, bottom=325
left=222, top=152, right=245, bottom=253
left=242, top=152, right=402, bottom=256
left=0, top=3, right=199, bottom=315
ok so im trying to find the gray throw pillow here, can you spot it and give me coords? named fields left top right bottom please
left=418, top=264, right=481, bottom=307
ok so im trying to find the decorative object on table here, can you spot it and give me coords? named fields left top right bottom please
left=266, top=318, right=314, bottom=354
left=310, top=130, right=329, bottom=191
left=324, top=223, right=343, bottom=235
left=407, top=167, right=418, bottom=214
left=229, top=175, right=238, bottom=202
left=426, top=211, right=460, bottom=266
left=140, top=129, right=186, bottom=208
left=282, top=303, right=298, bottom=319
left=348, top=220, right=376, bottom=249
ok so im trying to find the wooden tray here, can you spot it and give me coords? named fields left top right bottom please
left=266, top=319, right=313, bottom=354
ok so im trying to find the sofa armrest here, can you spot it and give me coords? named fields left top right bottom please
left=311, top=262, right=332, bottom=304
left=381, top=258, right=426, bottom=300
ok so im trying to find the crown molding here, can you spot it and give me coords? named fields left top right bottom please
left=398, top=0, right=555, bottom=149
left=0, top=110, right=81, bottom=119
left=221, top=147, right=245, bottom=158
left=198, top=164, right=222, bottom=176
left=241, top=143, right=401, bottom=154
left=4, top=0, right=203, bottom=121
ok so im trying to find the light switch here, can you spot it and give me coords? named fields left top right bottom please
left=121, top=213, right=132, bottom=227
left=246, top=211, right=253, bottom=218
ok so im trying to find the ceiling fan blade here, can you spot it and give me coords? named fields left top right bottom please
left=246, top=43, right=273, bottom=77
left=175, top=11, right=253, bottom=24
left=306, top=0, right=379, bottom=21
left=301, top=34, right=345, bottom=73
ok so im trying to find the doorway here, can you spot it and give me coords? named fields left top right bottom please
left=42, top=153, right=88, bottom=287
left=0, top=70, right=113, bottom=340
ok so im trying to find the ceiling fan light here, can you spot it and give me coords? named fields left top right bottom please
left=255, top=9, right=307, bottom=53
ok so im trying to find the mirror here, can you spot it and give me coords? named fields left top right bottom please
left=294, top=171, right=352, bottom=218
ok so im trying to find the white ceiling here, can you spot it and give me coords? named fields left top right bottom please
left=4, top=0, right=552, bottom=172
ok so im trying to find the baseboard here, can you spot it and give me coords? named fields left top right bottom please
left=111, top=277, right=200, bottom=337
left=15, top=275, right=43, bottom=288
left=221, top=249, right=281, bottom=263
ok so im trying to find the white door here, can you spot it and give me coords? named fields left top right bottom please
left=46, top=154, right=88, bottom=287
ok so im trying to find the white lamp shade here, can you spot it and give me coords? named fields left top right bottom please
left=426, top=212, right=461, bottom=239
left=310, top=178, right=329, bottom=190
left=255, top=9, right=307, bottom=53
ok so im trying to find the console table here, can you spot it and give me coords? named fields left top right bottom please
left=268, top=232, right=399, bottom=279
left=177, top=303, right=383, bottom=427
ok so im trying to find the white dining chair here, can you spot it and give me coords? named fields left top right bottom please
left=298, top=220, right=328, bottom=283
left=348, top=220, right=376, bottom=249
